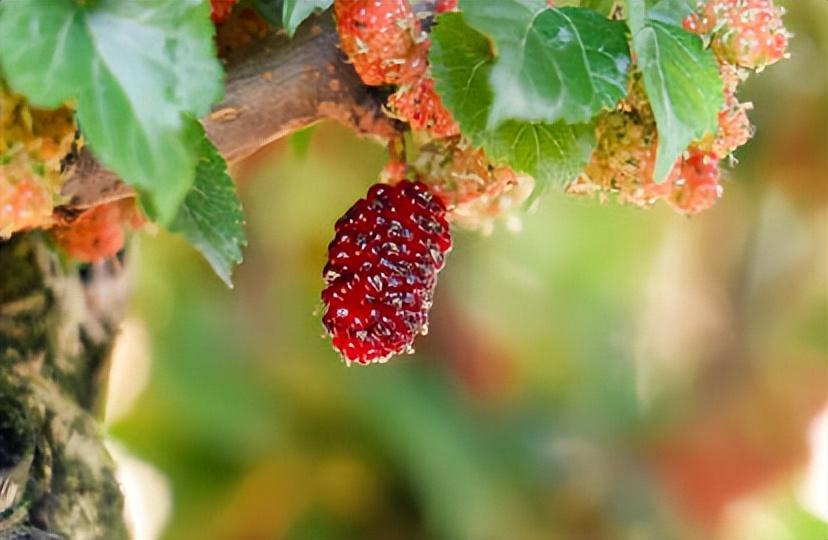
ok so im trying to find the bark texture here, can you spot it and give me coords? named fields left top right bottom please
left=0, top=234, right=132, bottom=539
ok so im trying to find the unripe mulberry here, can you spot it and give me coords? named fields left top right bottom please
left=321, top=180, right=452, bottom=365
left=567, top=73, right=724, bottom=215
left=695, top=63, right=753, bottom=157
left=568, top=74, right=664, bottom=208
left=666, top=150, right=722, bottom=215
left=51, top=199, right=143, bottom=263
left=335, top=0, right=424, bottom=86
left=387, top=75, right=460, bottom=137
left=413, top=137, right=533, bottom=233
left=0, top=178, right=54, bottom=238
left=1, top=83, right=75, bottom=237
left=685, top=0, right=789, bottom=70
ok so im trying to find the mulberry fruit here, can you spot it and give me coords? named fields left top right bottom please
left=321, top=180, right=452, bottom=365
left=666, top=150, right=723, bottom=215
left=335, top=0, right=424, bottom=86
left=567, top=74, right=664, bottom=208
left=1, top=82, right=75, bottom=237
left=51, top=199, right=143, bottom=263
left=413, top=137, right=533, bottom=233
left=685, top=0, right=789, bottom=70
left=387, top=75, right=460, bottom=137
left=0, top=178, right=54, bottom=238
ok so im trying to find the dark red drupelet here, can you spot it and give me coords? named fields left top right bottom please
left=321, top=180, right=452, bottom=365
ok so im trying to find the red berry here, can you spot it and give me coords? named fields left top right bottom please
left=387, top=75, right=460, bottom=137
left=667, top=150, right=722, bottom=214
left=321, top=180, right=452, bottom=365
left=335, top=0, right=424, bottom=86
left=51, top=199, right=143, bottom=263
left=210, top=0, right=239, bottom=24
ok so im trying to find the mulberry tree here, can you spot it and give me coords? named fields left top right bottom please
left=0, top=0, right=789, bottom=536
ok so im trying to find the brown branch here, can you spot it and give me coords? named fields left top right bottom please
left=59, top=10, right=402, bottom=211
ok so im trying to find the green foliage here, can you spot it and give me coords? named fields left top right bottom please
left=581, top=0, right=618, bottom=16
left=0, top=0, right=723, bottom=279
left=647, top=0, right=695, bottom=25
left=0, top=0, right=223, bottom=223
left=170, top=123, right=246, bottom=288
left=633, top=19, right=722, bottom=181
left=282, top=0, right=333, bottom=36
left=289, top=125, right=318, bottom=158
left=458, top=0, right=631, bottom=127
left=253, top=0, right=284, bottom=26
left=430, top=12, right=595, bottom=190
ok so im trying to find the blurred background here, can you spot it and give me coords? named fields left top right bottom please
left=104, top=1, right=827, bottom=538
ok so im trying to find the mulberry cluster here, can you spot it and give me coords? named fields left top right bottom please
left=1, top=83, right=75, bottom=238
left=321, top=0, right=790, bottom=363
left=568, top=0, right=787, bottom=215
left=334, top=0, right=459, bottom=137
left=321, top=181, right=452, bottom=365
left=684, top=0, right=789, bottom=70
left=325, top=0, right=535, bottom=363
left=568, top=76, right=725, bottom=215
left=567, top=75, right=663, bottom=208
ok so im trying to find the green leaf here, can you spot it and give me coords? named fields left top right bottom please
left=581, top=0, right=618, bottom=17
left=282, top=0, right=332, bottom=37
left=289, top=125, right=317, bottom=158
left=482, top=121, right=596, bottom=190
left=253, top=0, right=284, bottom=27
left=458, top=0, right=631, bottom=127
left=430, top=12, right=595, bottom=189
left=170, top=122, right=246, bottom=288
left=626, top=0, right=648, bottom=34
left=0, top=0, right=223, bottom=223
left=633, top=19, right=722, bottom=181
left=647, top=0, right=695, bottom=26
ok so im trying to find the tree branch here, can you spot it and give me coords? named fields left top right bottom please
left=59, top=10, right=402, bottom=210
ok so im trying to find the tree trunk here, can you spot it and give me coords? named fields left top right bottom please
left=1, top=233, right=132, bottom=539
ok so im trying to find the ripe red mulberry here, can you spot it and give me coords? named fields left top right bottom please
left=321, top=180, right=452, bottom=365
